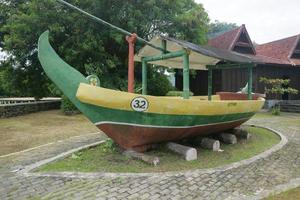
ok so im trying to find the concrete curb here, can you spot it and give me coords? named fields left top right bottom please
left=244, top=177, right=300, bottom=200
left=19, top=140, right=106, bottom=175
left=20, top=125, right=288, bottom=180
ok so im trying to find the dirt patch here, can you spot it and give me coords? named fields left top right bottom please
left=0, top=110, right=99, bottom=156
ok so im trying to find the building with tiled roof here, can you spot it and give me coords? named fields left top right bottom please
left=176, top=25, right=300, bottom=100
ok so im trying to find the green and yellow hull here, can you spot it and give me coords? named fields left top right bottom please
left=38, top=31, right=264, bottom=151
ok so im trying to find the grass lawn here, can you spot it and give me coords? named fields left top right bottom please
left=38, top=126, right=280, bottom=173
left=255, top=111, right=300, bottom=126
left=0, top=110, right=98, bottom=156
left=265, top=187, right=300, bottom=200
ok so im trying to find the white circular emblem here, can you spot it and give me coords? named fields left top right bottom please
left=131, top=97, right=149, bottom=112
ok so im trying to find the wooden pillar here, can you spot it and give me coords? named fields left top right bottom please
left=142, top=60, right=147, bottom=95
left=161, top=40, right=167, bottom=53
left=182, top=51, right=190, bottom=99
left=208, top=67, right=213, bottom=101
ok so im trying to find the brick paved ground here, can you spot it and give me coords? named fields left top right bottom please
left=0, top=114, right=299, bottom=200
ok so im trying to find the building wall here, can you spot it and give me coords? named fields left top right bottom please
left=220, top=68, right=249, bottom=92
left=175, top=70, right=221, bottom=96
left=175, top=65, right=300, bottom=100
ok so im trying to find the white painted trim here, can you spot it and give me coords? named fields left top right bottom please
left=94, top=117, right=251, bottom=129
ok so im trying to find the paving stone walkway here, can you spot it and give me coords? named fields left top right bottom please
left=0, top=114, right=299, bottom=200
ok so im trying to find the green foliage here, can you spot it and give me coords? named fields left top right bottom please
left=208, top=20, right=238, bottom=39
left=259, top=77, right=298, bottom=97
left=61, top=95, right=78, bottom=114
left=271, top=106, right=281, bottom=116
left=47, top=83, right=62, bottom=97
left=0, top=0, right=209, bottom=97
left=146, top=66, right=175, bottom=96
left=0, top=62, right=22, bottom=97
left=100, top=139, right=117, bottom=153
left=166, top=90, right=194, bottom=97
left=260, top=77, right=298, bottom=115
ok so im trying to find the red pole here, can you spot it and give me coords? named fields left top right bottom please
left=126, top=33, right=137, bottom=93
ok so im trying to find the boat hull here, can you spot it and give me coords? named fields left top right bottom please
left=38, top=31, right=265, bottom=152
left=97, top=118, right=249, bottom=152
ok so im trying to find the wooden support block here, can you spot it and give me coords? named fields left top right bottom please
left=232, top=128, right=251, bottom=140
left=219, top=133, right=237, bottom=144
left=200, top=138, right=220, bottom=151
left=123, top=150, right=160, bottom=166
left=166, top=142, right=197, bottom=161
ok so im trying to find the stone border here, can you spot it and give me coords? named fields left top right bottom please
left=244, top=177, right=300, bottom=200
left=18, top=140, right=105, bottom=174
left=0, top=100, right=61, bottom=118
left=20, top=125, right=287, bottom=179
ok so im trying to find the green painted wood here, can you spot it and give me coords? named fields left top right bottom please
left=142, top=60, right=147, bottom=95
left=161, top=40, right=167, bottom=54
left=38, top=31, right=256, bottom=127
left=38, top=31, right=88, bottom=110
left=142, top=50, right=186, bottom=62
left=248, top=65, right=253, bottom=100
left=183, top=51, right=190, bottom=99
left=208, top=68, right=212, bottom=101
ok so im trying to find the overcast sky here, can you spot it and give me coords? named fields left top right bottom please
left=196, top=0, right=300, bottom=44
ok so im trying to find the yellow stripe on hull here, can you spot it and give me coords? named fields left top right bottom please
left=76, top=83, right=265, bottom=116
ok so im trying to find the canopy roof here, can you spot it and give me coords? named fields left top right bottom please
left=135, top=36, right=262, bottom=70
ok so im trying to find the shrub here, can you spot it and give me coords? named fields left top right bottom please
left=147, top=68, right=175, bottom=96
left=100, top=139, right=117, bottom=153
left=61, top=95, right=79, bottom=115
left=271, top=105, right=280, bottom=116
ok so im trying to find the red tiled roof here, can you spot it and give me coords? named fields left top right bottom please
left=207, top=26, right=242, bottom=50
left=291, top=59, right=300, bottom=66
left=208, top=24, right=256, bottom=55
left=256, top=35, right=300, bottom=64
left=207, top=25, right=300, bottom=66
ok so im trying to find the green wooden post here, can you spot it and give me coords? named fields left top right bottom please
left=162, top=40, right=167, bottom=54
left=142, top=60, right=147, bottom=95
left=248, top=65, right=253, bottom=100
left=208, top=67, right=212, bottom=101
left=142, top=50, right=186, bottom=62
left=183, top=51, right=190, bottom=99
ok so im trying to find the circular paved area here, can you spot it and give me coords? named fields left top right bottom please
left=0, top=114, right=299, bottom=200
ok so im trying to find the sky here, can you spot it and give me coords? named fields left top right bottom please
left=196, top=0, right=300, bottom=44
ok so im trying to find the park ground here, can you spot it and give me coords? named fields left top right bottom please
left=0, top=110, right=300, bottom=200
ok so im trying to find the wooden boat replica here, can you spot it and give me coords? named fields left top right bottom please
left=38, top=1, right=265, bottom=152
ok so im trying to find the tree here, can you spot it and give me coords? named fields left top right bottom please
left=208, top=20, right=238, bottom=39
left=0, top=0, right=209, bottom=97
